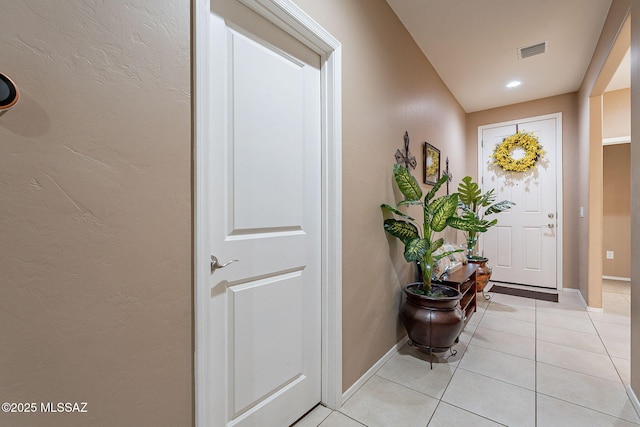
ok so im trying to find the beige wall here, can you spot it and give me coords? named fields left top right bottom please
left=5, top=0, right=640, bottom=420
left=578, top=0, right=640, bottom=400
left=603, top=144, right=631, bottom=278
left=604, top=88, right=632, bottom=138
left=578, top=0, right=630, bottom=309
left=293, top=0, right=468, bottom=391
left=0, top=1, right=192, bottom=426
left=603, top=89, right=631, bottom=279
left=588, top=95, right=605, bottom=307
left=466, top=93, right=581, bottom=289
left=630, top=1, right=640, bottom=397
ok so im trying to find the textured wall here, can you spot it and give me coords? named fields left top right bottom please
left=292, top=0, right=468, bottom=392
left=0, top=1, right=192, bottom=426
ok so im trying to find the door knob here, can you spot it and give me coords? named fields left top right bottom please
left=211, top=255, right=239, bottom=273
left=547, top=224, right=555, bottom=229
left=548, top=213, right=555, bottom=219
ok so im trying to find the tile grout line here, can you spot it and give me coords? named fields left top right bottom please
left=541, top=290, right=637, bottom=425
left=586, top=307, right=630, bottom=389
left=306, top=287, right=632, bottom=427
left=339, top=412, right=367, bottom=426
left=436, top=401, right=510, bottom=427
left=535, top=303, right=625, bottom=382
left=534, top=390, right=640, bottom=425
left=342, top=294, right=494, bottom=427
left=425, top=298, right=485, bottom=426
left=427, top=292, right=492, bottom=426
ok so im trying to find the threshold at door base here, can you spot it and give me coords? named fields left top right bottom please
left=487, top=282, right=559, bottom=302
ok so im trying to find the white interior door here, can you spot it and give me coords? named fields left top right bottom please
left=479, top=115, right=561, bottom=289
left=207, top=0, right=322, bottom=425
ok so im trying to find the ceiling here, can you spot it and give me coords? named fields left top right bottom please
left=386, top=0, right=623, bottom=113
left=607, top=47, right=630, bottom=92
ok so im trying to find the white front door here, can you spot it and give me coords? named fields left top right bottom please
left=479, top=115, right=562, bottom=289
left=206, top=0, right=322, bottom=425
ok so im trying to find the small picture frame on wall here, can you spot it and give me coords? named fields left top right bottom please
left=423, top=142, right=441, bottom=185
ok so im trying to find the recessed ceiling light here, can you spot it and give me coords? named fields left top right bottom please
left=507, top=81, right=522, bottom=88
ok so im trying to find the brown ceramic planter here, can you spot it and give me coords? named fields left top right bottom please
left=400, top=283, right=465, bottom=352
left=468, top=257, right=492, bottom=292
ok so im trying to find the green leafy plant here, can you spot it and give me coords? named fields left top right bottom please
left=381, top=164, right=486, bottom=295
left=457, top=176, right=515, bottom=259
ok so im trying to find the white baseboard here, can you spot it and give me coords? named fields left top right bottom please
left=341, top=336, right=408, bottom=405
left=573, top=288, right=587, bottom=308
left=603, top=275, right=631, bottom=282
left=571, top=288, right=604, bottom=313
left=627, top=385, right=640, bottom=418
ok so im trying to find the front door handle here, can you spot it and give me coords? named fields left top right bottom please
left=211, top=255, right=239, bottom=273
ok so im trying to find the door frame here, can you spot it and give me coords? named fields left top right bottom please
left=193, top=0, right=343, bottom=425
left=477, top=112, right=564, bottom=290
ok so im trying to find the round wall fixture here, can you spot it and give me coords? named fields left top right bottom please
left=0, top=73, right=20, bottom=111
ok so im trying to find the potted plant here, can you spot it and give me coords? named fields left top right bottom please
left=457, top=176, right=515, bottom=291
left=381, top=164, right=486, bottom=354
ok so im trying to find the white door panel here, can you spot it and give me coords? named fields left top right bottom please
left=495, top=226, right=512, bottom=268
left=208, top=0, right=322, bottom=425
left=229, top=271, right=305, bottom=415
left=231, top=30, right=307, bottom=231
left=480, top=117, right=560, bottom=289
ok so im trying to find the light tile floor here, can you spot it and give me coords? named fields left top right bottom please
left=295, top=280, right=637, bottom=426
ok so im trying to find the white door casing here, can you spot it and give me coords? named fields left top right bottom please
left=478, top=114, right=563, bottom=289
left=194, top=0, right=343, bottom=426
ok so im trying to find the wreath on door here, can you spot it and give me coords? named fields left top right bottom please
left=491, top=130, right=545, bottom=172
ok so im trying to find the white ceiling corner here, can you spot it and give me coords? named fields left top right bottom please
left=386, top=0, right=617, bottom=113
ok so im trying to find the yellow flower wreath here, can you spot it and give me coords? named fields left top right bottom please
left=491, top=131, right=545, bottom=172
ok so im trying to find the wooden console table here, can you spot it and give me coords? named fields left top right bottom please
left=433, top=263, right=478, bottom=326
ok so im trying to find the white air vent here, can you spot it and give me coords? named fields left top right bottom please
left=518, top=41, right=547, bottom=59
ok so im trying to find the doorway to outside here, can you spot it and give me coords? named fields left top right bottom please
left=478, top=113, right=563, bottom=290
left=193, top=0, right=343, bottom=426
